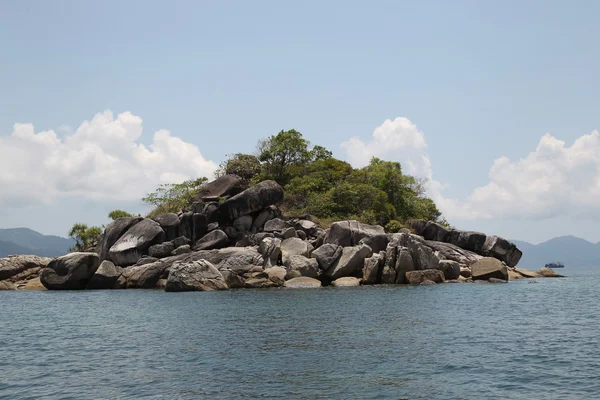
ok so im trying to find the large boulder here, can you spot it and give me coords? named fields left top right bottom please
left=405, top=269, right=445, bottom=285
left=325, top=244, right=373, bottom=280
left=165, top=260, right=228, bottom=292
left=358, top=234, right=390, bottom=253
left=0, top=255, right=52, bottom=281
left=98, top=217, right=143, bottom=261
left=311, top=243, right=342, bottom=271
left=194, top=174, right=244, bottom=201
left=40, top=252, right=100, bottom=290
left=294, top=220, right=318, bottom=237
left=108, top=219, right=166, bottom=266
left=332, top=277, right=361, bottom=287
left=324, top=220, right=385, bottom=247
left=86, top=260, right=124, bottom=289
left=264, top=218, right=290, bottom=233
left=362, top=252, right=384, bottom=284
left=217, top=180, right=284, bottom=222
left=152, top=213, right=180, bottom=241
left=394, top=246, right=415, bottom=284
left=123, top=260, right=168, bottom=289
left=258, top=237, right=281, bottom=267
left=284, top=255, right=320, bottom=279
left=192, top=229, right=230, bottom=251
left=233, top=215, right=253, bottom=234
left=438, top=260, right=461, bottom=280
left=424, top=241, right=482, bottom=266
left=471, top=257, right=508, bottom=281
left=482, top=236, right=523, bottom=267
left=192, top=213, right=208, bottom=242
left=535, top=267, right=565, bottom=278
left=220, top=269, right=246, bottom=289
left=280, top=237, right=312, bottom=264
left=284, top=276, right=322, bottom=289
left=148, top=242, right=176, bottom=258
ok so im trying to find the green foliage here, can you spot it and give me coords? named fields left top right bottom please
left=142, top=177, right=208, bottom=217
left=385, top=220, right=404, bottom=233
left=218, top=153, right=261, bottom=182
left=68, top=223, right=102, bottom=252
left=108, top=210, right=134, bottom=221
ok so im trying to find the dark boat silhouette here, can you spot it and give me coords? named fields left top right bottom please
left=545, top=262, right=565, bottom=268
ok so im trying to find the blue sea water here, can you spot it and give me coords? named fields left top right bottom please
left=1, top=270, right=599, bottom=399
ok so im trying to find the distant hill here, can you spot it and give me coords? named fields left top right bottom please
left=513, top=235, right=600, bottom=269
left=0, top=228, right=74, bottom=258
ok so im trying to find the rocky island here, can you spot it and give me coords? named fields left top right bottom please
left=0, top=176, right=562, bottom=291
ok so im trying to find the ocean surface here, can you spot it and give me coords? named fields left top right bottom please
left=1, top=269, right=599, bottom=399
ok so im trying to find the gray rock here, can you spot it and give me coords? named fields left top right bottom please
left=259, top=237, right=281, bottom=267
left=178, top=211, right=193, bottom=240
left=123, top=260, right=168, bottom=288
left=98, top=217, right=143, bottom=261
left=194, top=174, right=243, bottom=200
left=514, top=267, right=541, bottom=278
left=233, top=215, right=253, bottom=234
left=220, top=269, right=245, bottom=288
left=171, top=244, right=191, bottom=255
left=281, top=227, right=298, bottom=239
left=165, top=260, right=228, bottom=291
left=380, top=265, right=396, bottom=284
left=252, top=207, right=277, bottom=231
left=0, top=281, right=16, bottom=290
left=284, top=276, right=322, bottom=289
left=86, top=260, right=124, bottom=289
left=264, top=266, right=287, bottom=281
left=192, top=229, right=230, bottom=251
left=438, top=260, right=461, bottom=280
left=0, top=255, right=52, bottom=281
left=460, top=267, right=472, bottom=278
left=311, top=243, right=342, bottom=271
left=482, top=236, right=523, bottom=267
left=362, top=252, right=384, bottom=284
left=245, top=277, right=279, bottom=288
left=296, top=230, right=307, bottom=240
left=358, top=234, right=390, bottom=253
left=207, top=222, right=219, bottom=232
left=324, top=220, right=385, bottom=247
left=40, top=252, right=100, bottom=290
left=394, top=246, right=415, bottom=284
left=284, top=255, right=320, bottom=279
left=264, top=218, right=290, bottom=233
left=332, top=277, right=361, bottom=287
left=405, top=269, right=445, bottom=285
left=424, top=241, right=482, bottom=266
left=135, top=256, right=159, bottom=266
left=148, top=242, right=176, bottom=259
left=152, top=213, right=180, bottom=241
left=535, top=267, right=565, bottom=278
left=325, top=244, right=373, bottom=280
left=192, top=213, right=208, bottom=242
left=108, top=219, right=165, bottom=266
left=223, top=226, right=238, bottom=240
left=471, top=257, right=508, bottom=281
left=249, top=232, right=275, bottom=245
left=218, top=180, right=284, bottom=221
left=281, top=237, right=311, bottom=264
left=294, top=220, right=317, bottom=237
left=172, top=236, right=191, bottom=248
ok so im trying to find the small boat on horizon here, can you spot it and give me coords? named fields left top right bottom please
left=545, top=262, right=565, bottom=269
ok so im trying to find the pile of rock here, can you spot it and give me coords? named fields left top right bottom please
left=0, top=176, right=562, bottom=291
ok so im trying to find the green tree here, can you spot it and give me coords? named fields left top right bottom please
left=142, top=177, right=208, bottom=217
left=108, top=210, right=134, bottom=220
left=68, top=223, right=102, bottom=252
left=219, top=153, right=261, bottom=182
left=258, top=129, right=313, bottom=185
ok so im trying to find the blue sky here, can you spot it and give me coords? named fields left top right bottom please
left=2, top=0, right=600, bottom=243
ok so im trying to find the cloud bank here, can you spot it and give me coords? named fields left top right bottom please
left=0, top=110, right=217, bottom=208
left=342, top=117, right=600, bottom=222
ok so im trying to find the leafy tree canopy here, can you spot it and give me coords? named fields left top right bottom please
left=68, top=223, right=102, bottom=252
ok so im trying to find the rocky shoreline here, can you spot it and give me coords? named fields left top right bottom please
left=0, top=177, right=563, bottom=291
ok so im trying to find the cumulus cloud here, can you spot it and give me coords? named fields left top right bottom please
left=341, top=117, right=600, bottom=222
left=341, top=117, right=432, bottom=178
left=0, top=110, right=218, bottom=208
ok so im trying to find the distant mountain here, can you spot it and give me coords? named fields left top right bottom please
left=513, top=235, right=600, bottom=269
left=0, top=228, right=75, bottom=258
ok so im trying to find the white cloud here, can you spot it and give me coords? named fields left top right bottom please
left=0, top=110, right=218, bottom=208
left=342, top=117, right=600, bottom=222
left=341, top=117, right=432, bottom=178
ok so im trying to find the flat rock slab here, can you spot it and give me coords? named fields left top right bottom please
left=332, top=277, right=361, bottom=287
left=535, top=267, right=565, bottom=278
left=471, top=257, right=508, bottom=281
left=284, top=277, right=322, bottom=289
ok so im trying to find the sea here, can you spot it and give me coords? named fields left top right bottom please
left=1, top=269, right=599, bottom=399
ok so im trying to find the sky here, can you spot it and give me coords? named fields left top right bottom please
left=2, top=0, right=600, bottom=244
